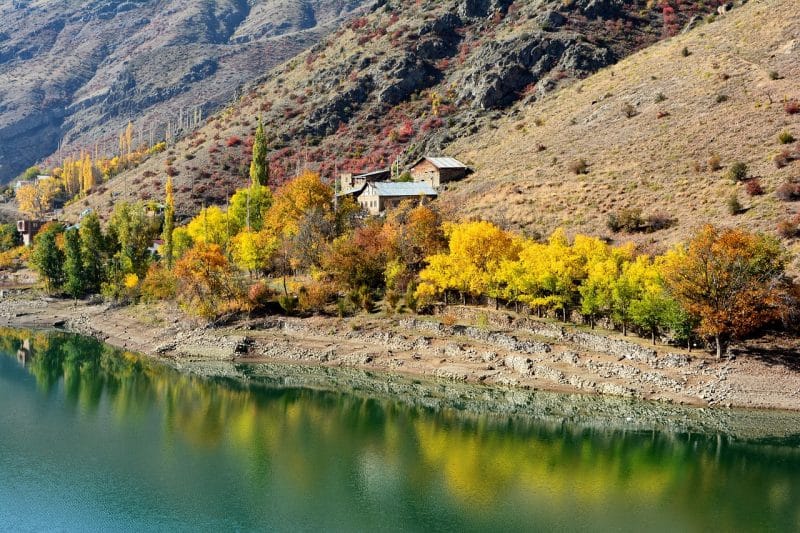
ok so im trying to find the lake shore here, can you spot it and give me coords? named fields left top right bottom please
left=1, top=290, right=799, bottom=412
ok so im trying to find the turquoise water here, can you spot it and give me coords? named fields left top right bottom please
left=1, top=330, right=800, bottom=532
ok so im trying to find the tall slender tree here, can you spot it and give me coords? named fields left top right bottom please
left=162, top=175, right=175, bottom=269
left=63, top=229, right=84, bottom=299
left=79, top=212, right=105, bottom=293
left=249, top=118, right=269, bottom=188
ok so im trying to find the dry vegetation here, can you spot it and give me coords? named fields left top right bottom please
left=447, top=0, right=800, bottom=268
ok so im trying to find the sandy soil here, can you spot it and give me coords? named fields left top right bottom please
left=1, top=290, right=799, bottom=411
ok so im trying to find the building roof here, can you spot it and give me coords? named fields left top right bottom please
left=412, top=156, right=467, bottom=169
left=369, top=182, right=438, bottom=197
left=354, top=168, right=391, bottom=179
left=337, top=182, right=368, bottom=197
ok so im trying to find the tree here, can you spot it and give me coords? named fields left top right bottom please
left=186, top=205, right=234, bottom=249
left=30, top=224, right=65, bottom=293
left=162, top=176, right=175, bottom=269
left=322, top=221, right=393, bottom=292
left=661, top=225, right=791, bottom=358
left=417, top=221, right=519, bottom=304
left=0, top=223, right=21, bottom=252
left=229, top=185, right=272, bottom=232
left=264, top=170, right=333, bottom=237
left=81, top=152, right=95, bottom=194
left=63, top=229, right=84, bottom=299
left=249, top=119, right=269, bottom=188
left=79, top=212, right=106, bottom=294
left=174, top=243, right=240, bottom=319
left=231, top=229, right=277, bottom=275
left=108, top=202, right=157, bottom=279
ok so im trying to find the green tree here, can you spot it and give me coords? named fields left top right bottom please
left=229, top=185, right=273, bottom=231
left=63, top=229, right=84, bottom=299
left=162, top=176, right=175, bottom=269
left=30, top=224, right=65, bottom=293
left=79, top=212, right=106, bottom=294
left=249, top=119, right=269, bottom=188
left=109, top=202, right=157, bottom=278
left=0, top=223, right=21, bottom=252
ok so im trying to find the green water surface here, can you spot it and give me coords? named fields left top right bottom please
left=1, top=329, right=799, bottom=532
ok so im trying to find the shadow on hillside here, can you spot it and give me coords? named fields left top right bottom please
left=742, top=335, right=800, bottom=371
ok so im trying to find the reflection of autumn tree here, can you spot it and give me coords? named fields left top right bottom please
left=3, top=330, right=800, bottom=532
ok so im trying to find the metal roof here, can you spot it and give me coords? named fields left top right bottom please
left=337, top=183, right=367, bottom=197
left=415, top=156, right=466, bottom=169
left=354, top=168, right=390, bottom=178
left=369, top=182, right=438, bottom=196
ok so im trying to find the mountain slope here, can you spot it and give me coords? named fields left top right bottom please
left=0, top=0, right=366, bottom=182
left=70, top=0, right=723, bottom=220
left=445, top=0, right=800, bottom=266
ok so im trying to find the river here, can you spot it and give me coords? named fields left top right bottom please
left=1, top=329, right=799, bottom=532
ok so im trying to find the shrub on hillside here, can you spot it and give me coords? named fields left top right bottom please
left=785, top=100, right=800, bottom=115
left=726, top=161, right=748, bottom=181
left=569, top=158, right=589, bottom=174
left=776, top=181, right=800, bottom=201
left=298, top=281, right=337, bottom=314
left=226, top=136, right=242, bottom=147
left=644, top=212, right=675, bottom=232
left=607, top=208, right=643, bottom=233
left=774, top=145, right=799, bottom=168
left=708, top=154, right=722, bottom=171
left=745, top=178, right=764, bottom=196
left=727, top=194, right=743, bottom=215
left=779, top=131, right=795, bottom=144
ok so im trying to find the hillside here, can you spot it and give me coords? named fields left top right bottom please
left=68, top=0, right=722, bottom=221
left=445, top=0, right=800, bottom=268
left=0, top=0, right=366, bottom=183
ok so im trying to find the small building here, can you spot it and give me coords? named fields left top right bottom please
left=409, top=157, right=468, bottom=189
left=339, top=169, right=392, bottom=193
left=356, top=182, right=437, bottom=216
left=16, top=220, right=43, bottom=247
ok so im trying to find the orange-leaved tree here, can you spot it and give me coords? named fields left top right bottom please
left=661, top=225, right=791, bottom=358
left=174, top=243, right=240, bottom=319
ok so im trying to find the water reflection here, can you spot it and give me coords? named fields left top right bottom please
left=1, top=328, right=800, bottom=532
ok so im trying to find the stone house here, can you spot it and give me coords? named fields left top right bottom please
left=339, top=168, right=391, bottom=193
left=356, top=182, right=437, bottom=215
left=16, top=219, right=43, bottom=247
left=409, top=157, right=467, bottom=189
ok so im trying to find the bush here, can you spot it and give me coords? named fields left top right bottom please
left=768, top=70, right=780, bottom=80
left=776, top=181, right=800, bottom=201
left=385, top=289, right=401, bottom=312
left=441, top=313, right=457, bottom=327
left=404, top=284, right=418, bottom=313
left=569, top=158, right=589, bottom=174
left=785, top=100, right=800, bottom=115
left=278, top=294, right=298, bottom=315
left=745, top=178, right=764, bottom=196
left=778, top=131, right=795, bottom=144
left=247, top=281, right=275, bottom=310
left=607, top=208, right=643, bottom=233
left=298, top=281, right=336, bottom=313
left=777, top=216, right=800, bottom=238
left=621, top=103, right=637, bottom=118
left=140, top=264, right=176, bottom=302
left=680, top=46, right=690, bottom=57
left=726, top=161, right=748, bottom=182
left=226, top=136, right=242, bottom=147
left=708, top=154, right=722, bottom=171
left=715, top=94, right=728, bottom=104
left=774, top=146, right=799, bottom=168
left=727, top=194, right=742, bottom=215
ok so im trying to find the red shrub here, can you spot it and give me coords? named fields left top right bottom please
left=226, top=136, right=242, bottom=147
left=785, top=100, right=800, bottom=115
left=777, top=215, right=800, bottom=238
left=745, top=178, right=764, bottom=196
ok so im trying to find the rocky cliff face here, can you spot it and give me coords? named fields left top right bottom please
left=0, top=0, right=366, bottom=182
left=69, top=0, right=727, bottom=221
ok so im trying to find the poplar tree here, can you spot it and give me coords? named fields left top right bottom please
left=30, top=224, right=65, bottom=294
left=249, top=119, right=269, bottom=188
left=162, top=175, right=175, bottom=269
left=63, top=229, right=84, bottom=299
left=79, top=212, right=105, bottom=293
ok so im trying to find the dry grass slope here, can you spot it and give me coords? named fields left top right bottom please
left=447, top=0, right=800, bottom=267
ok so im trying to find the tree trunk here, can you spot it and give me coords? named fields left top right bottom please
left=715, top=335, right=722, bottom=359
left=687, top=338, right=692, bottom=352
left=651, top=329, right=656, bottom=345
left=590, top=315, right=595, bottom=330
left=622, top=321, right=627, bottom=336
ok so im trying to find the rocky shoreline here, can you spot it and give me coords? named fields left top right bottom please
left=1, top=291, right=800, bottom=415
